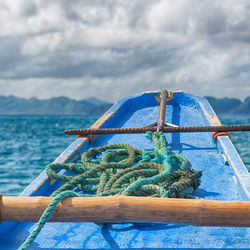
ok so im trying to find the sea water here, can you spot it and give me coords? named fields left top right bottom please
left=0, top=115, right=249, bottom=196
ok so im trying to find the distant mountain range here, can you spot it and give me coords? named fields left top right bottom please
left=205, top=96, right=250, bottom=116
left=0, top=95, right=249, bottom=116
left=0, top=95, right=112, bottom=116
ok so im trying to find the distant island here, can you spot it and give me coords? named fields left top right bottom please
left=205, top=96, right=250, bottom=116
left=0, top=95, right=249, bottom=116
left=0, top=96, right=113, bottom=116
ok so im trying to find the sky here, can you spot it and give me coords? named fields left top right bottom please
left=0, top=0, right=250, bottom=102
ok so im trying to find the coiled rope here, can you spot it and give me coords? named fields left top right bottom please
left=19, top=131, right=202, bottom=249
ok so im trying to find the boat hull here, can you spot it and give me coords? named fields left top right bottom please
left=0, top=91, right=249, bottom=249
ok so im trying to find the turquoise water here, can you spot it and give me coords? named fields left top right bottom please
left=0, top=116, right=249, bottom=196
left=0, top=116, right=97, bottom=195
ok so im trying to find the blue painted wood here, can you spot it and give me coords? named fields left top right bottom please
left=0, top=91, right=249, bottom=249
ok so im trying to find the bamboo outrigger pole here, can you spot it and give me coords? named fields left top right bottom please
left=1, top=195, right=249, bottom=227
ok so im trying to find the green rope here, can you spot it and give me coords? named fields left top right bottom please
left=19, top=131, right=202, bottom=249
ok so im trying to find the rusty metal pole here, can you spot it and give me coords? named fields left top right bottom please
left=157, top=90, right=168, bottom=131
left=65, top=125, right=250, bottom=136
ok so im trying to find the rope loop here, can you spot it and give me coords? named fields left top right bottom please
left=19, top=132, right=202, bottom=249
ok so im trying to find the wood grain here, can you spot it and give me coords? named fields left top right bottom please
left=0, top=195, right=249, bottom=227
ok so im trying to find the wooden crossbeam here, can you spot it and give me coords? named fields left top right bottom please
left=1, top=195, right=249, bottom=227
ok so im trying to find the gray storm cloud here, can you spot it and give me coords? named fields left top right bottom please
left=0, top=0, right=249, bottom=101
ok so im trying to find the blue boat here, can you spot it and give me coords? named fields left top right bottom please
left=0, top=91, right=249, bottom=249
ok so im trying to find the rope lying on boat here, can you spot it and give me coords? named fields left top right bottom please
left=19, top=131, right=202, bottom=250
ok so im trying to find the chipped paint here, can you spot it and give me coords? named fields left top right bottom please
left=198, top=100, right=221, bottom=126
left=233, top=175, right=237, bottom=185
left=218, top=137, right=250, bottom=199
left=221, top=152, right=228, bottom=164
left=91, top=106, right=118, bottom=129
left=22, top=173, right=47, bottom=196
left=70, top=152, right=80, bottom=163
left=32, top=180, right=45, bottom=193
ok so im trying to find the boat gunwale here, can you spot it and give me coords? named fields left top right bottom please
left=195, top=93, right=250, bottom=199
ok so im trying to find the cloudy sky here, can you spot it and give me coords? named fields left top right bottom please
left=0, top=0, right=249, bottom=101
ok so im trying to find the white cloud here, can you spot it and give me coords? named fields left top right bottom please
left=0, top=0, right=249, bottom=101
